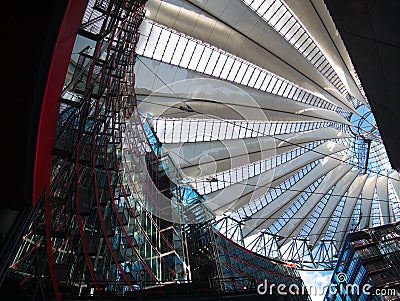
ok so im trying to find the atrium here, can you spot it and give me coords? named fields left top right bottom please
left=1, top=0, right=399, bottom=300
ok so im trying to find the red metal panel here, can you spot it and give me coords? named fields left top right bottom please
left=33, top=0, right=88, bottom=206
left=32, top=1, right=88, bottom=300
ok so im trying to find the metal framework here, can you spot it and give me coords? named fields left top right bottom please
left=4, top=4, right=400, bottom=300
left=4, top=0, right=190, bottom=299
left=130, top=0, right=400, bottom=270
left=326, top=222, right=400, bottom=301
left=216, top=215, right=339, bottom=270
left=3, top=1, right=312, bottom=300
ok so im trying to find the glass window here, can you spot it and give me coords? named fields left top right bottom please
left=196, top=47, right=212, bottom=73
left=257, top=0, right=274, bottom=16
left=227, top=60, right=242, bottom=81
left=254, top=72, right=266, bottom=89
left=220, top=56, right=235, bottom=79
left=310, top=52, right=323, bottom=65
left=285, top=23, right=301, bottom=40
left=212, top=53, right=228, bottom=77
left=287, top=86, right=296, bottom=99
left=143, top=24, right=162, bottom=58
left=303, top=44, right=316, bottom=57
left=272, top=79, right=283, bottom=94
left=204, top=50, right=220, bottom=75
left=292, top=88, right=301, bottom=101
left=242, top=65, right=255, bottom=85
left=290, top=28, right=305, bottom=45
left=181, top=120, right=190, bottom=143
left=204, top=120, right=213, bottom=142
left=163, top=32, right=180, bottom=63
left=294, top=34, right=308, bottom=50
left=298, top=38, right=312, bottom=54
left=225, top=123, right=234, bottom=140
left=170, top=37, right=187, bottom=65
left=180, top=40, right=197, bottom=68
left=281, top=17, right=296, bottom=36
left=307, top=47, right=320, bottom=62
left=266, top=76, right=277, bottom=93
left=275, top=11, right=291, bottom=31
left=187, top=44, right=204, bottom=70
left=235, top=62, right=248, bottom=83
left=263, top=1, right=281, bottom=21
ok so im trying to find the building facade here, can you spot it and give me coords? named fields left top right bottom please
left=325, top=223, right=400, bottom=301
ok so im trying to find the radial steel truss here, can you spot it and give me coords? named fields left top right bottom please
left=216, top=215, right=338, bottom=270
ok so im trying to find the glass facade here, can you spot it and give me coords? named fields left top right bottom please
left=185, top=222, right=311, bottom=300
left=325, top=222, right=400, bottom=301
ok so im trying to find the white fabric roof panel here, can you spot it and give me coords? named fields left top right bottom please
left=145, top=0, right=356, bottom=112
left=126, top=0, right=400, bottom=266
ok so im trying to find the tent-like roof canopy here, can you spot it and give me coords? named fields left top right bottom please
left=129, top=0, right=400, bottom=269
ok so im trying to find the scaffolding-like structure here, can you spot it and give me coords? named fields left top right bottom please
left=216, top=215, right=339, bottom=270
left=4, top=0, right=190, bottom=299
left=2, top=2, right=315, bottom=300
